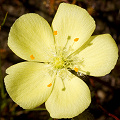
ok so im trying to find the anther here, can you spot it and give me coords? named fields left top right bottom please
left=74, top=38, right=79, bottom=42
left=30, top=55, right=35, bottom=60
left=74, top=67, right=78, bottom=72
left=47, top=83, right=52, bottom=87
left=53, top=31, right=57, bottom=35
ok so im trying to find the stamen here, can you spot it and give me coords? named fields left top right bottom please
left=30, top=55, right=35, bottom=60
left=47, top=83, right=52, bottom=87
left=53, top=31, right=57, bottom=35
left=71, top=38, right=79, bottom=47
left=74, top=38, right=79, bottom=42
left=74, top=67, right=78, bottom=72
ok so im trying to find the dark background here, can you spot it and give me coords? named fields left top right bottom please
left=0, top=0, right=120, bottom=120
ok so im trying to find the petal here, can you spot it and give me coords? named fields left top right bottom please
left=8, top=13, right=56, bottom=62
left=52, top=3, right=95, bottom=56
left=45, top=70, right=91, bottom=118
left=74, top=34, right=118, bottom=76
left=4, top=62, right=54, bottom=109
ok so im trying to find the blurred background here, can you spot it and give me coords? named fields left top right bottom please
left=0, top=0, right=120, bottom=120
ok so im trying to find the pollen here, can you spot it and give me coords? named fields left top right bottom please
left=74, top=67, right=78, bottom=72
left=47, top=83, right=52, bottom=87
left=30, top=55, right=35, bottom=60
left=74, top=38, right=79, bottom=42
left=53, top=31, right=57, bottom=35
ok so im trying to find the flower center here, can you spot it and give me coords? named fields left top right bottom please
left=54, top=57, right=65, bottom=69
left=53, top=53, right=68, bottom=69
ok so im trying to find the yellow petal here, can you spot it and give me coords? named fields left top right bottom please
left=52, top=3, right=95, bottom=56
left=8, top=13, right=56, bottom=62
left=45, top=70, right=91, bottom=118
left=74, top=34, right=118, bottom=76
left=4, top=62, right=54, bottom=109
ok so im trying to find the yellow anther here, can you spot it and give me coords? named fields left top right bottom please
left=30, top=55, right=35, bottom=60
left=74, top=38, right=79, bottom=42
left=53, top=31, right=57, bottom=35
left=74, top=67, right=78, bottom=72
left=47, top=83, right=52, bottom=87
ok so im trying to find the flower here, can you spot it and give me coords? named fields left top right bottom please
left=4, top=3, right=118, bottom=119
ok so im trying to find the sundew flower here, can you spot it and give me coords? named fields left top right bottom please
left=4, top=3, right=118, bottom=119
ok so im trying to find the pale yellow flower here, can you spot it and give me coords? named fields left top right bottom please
left=4, top=3, right=118, bottom=119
